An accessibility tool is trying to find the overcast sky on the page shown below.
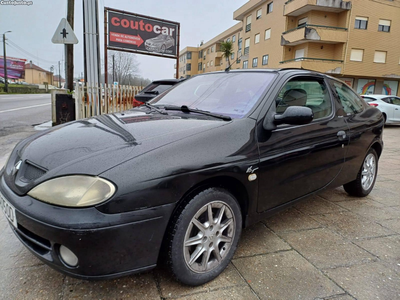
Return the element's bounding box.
[0,0,245,81]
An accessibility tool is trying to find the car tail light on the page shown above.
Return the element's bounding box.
[132,98,144,107]
[369,103,379,107]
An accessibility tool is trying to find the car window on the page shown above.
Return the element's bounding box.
[151,72,276,119]
[382,97,392,104]
[362,96,376,103]
[331,81,364,115]
[391,97,400,105]
[145,84,174,94]
[276,78,332,120]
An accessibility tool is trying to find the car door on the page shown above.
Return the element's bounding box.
[389,97,400,121]
[256,75,348,212]
[327,79,379,184]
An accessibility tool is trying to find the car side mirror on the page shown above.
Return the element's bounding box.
[274,106,314,125]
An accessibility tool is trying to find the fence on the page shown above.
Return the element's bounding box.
[74,83,142,119]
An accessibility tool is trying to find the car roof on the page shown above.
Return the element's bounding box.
[361,94,397,99]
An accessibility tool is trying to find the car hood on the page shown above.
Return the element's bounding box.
[4,110,229,195]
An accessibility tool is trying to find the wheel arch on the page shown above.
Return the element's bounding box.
[370,141,383,158]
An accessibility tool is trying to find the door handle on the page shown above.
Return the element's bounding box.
[337,131,347,140]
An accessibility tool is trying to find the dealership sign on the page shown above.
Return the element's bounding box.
[107,9,179,58]
[0,56,26,79]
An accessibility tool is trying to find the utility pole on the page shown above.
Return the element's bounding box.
[58,60,61,88]
[2,31,11,93]
[65,0,74,90]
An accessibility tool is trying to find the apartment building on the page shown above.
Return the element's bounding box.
[177,0,400,95]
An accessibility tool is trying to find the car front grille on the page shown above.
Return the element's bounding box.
[24,162,46,180]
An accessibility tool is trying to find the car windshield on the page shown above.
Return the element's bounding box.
[150,72,276,119]
[144,83,174,94]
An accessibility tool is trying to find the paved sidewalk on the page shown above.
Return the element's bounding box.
[0,127,399,300]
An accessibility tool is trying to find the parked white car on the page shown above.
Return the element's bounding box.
[361,94,400,124]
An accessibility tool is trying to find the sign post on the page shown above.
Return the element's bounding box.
[104,7,180,83]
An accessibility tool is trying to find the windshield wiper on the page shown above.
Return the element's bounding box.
[144,102,168,115]
[163,105,231,121]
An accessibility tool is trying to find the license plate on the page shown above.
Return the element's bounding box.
[0,191,17,228]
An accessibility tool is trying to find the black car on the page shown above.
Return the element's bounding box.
[0,69,383,286]
[134,78,184,106]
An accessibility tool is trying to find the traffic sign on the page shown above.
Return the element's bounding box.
[52,18,79,44]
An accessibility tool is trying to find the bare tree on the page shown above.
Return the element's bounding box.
[108,51,139,85]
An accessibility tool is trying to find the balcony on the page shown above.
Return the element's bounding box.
[280,57,343,74]
[284,0,351,16]
[281,24,347,46]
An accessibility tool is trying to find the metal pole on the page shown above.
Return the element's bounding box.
[176,24,180,79]
[104,8,108,85]
[112,54,115,83]
[58,61,61,88]
[3,32,11,93]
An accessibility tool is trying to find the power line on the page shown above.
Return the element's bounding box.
[6,39,59,64]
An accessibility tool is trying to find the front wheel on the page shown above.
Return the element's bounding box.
[344,148,378,197]
[167,188,242,286]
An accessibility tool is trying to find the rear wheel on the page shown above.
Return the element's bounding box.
[160,44,166,53]
[344,148,378,197]
[167,188,242,286]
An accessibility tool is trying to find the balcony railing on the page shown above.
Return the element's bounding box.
[280,57,343,64]
[284,0,351,16]
[244,47,250,55]
[245,24,251,32]
[283,23,347,35]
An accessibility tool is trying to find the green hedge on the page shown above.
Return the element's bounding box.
[0,84,49,94]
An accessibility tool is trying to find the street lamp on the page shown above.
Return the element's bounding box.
[2,31,11,93]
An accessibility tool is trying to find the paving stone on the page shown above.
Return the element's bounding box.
[317,187,359,202]
[311,211,395,240]
[294,195,346,215]
[234,222,291,258]
[262,207,322,233]
[175,286,258,300]
[335,199,400,221]
[324,262,400,300]
[0,265,64,300]
[368,187,400,207]
[233,250,343,299]
[280,228,375,269]
[156,264,246,299]
[355,235,400,274]
[378,218,400,234]
[63,272,160,300]
[0,226,25,271]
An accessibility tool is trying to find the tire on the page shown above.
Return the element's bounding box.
[160,44,166,53]
[167,188,242,286]
[383,113,387,124]
[343,148,378,197]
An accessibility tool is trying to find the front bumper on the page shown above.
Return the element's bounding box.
[0,176,175,280]
[145,44,160,52]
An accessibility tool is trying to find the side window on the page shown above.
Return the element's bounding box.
[332,81,364,115]
[391,97,400,105]
[381,97,391,104]
[276,78,332,120]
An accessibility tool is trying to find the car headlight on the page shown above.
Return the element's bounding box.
[27,175,116,207]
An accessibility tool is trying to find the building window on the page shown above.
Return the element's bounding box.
[267,2,273,14]
[207,62,209,67]
[243,60,248,69]
[378,19,391,32]
[198,63,202,71]
[207,49,210,54]
[252,57,258,67]
[227,38,230,43]
[211,60,214,66]
[211,46,215,52]
[237,50,241,60]
[187,52,192,59]
[350,49,364,62]
[232,35,236,42]
[244,38,250,55]
[255,33,260,44]
[186,63,191,71]
[374,51,387,63]
[246,15,252,32]
[231,53,235,60]
[265,28,271,40]
[262,54,269,65]
[256,9,262,19]
[355,17,368,30]
[238,38,242,50]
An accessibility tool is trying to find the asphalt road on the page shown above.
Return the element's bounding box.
[0,94,51,136]
[0,93,51,168]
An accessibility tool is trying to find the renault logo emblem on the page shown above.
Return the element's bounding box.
[12,160,22,176]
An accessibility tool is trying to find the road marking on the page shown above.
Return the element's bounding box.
[0,103,50,114]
